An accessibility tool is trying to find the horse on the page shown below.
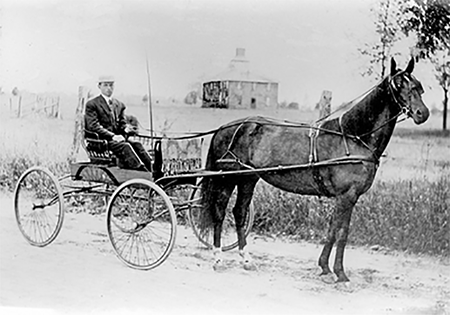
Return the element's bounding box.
[198,57,429,282]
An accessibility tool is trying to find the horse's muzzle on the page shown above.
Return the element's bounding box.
[411,107,430,125]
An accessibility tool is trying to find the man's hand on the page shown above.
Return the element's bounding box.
[112,135,125,142]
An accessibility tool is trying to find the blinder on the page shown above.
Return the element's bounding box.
[388,71,416,118]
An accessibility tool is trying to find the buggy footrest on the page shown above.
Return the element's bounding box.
[70,163,153,185]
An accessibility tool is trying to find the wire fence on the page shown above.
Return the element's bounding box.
[2,93,61,119]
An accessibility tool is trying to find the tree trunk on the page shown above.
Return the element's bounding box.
[443,87,448,131]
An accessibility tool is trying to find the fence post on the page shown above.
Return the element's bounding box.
[70,87,88,162]
[317,90,332,119]
[17,96,22,118]
[55,96,60,119]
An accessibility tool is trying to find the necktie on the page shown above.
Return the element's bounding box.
[108,99,115,122]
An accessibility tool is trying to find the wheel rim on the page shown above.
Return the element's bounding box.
[14,167,64,247]
[107,179,177,270]
[188,184,255,251]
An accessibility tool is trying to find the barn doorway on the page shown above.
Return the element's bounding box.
[251,98,256,109]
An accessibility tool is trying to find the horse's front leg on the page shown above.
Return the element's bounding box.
[333,195,357,282]
[318,190,358,282]
[318,214,338,276]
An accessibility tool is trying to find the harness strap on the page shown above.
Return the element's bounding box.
[308,126,316,164]
[308,122,331,196]
[339,115,351,156]
[312,166,332,197]
[218,118,252,162]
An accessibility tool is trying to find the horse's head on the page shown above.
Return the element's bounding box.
[389,58,430,124]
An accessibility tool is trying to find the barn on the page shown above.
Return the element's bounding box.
[202,48,278,109]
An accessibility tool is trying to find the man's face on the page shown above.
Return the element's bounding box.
[99,82,114,97]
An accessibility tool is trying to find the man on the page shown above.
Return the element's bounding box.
[85,75,153,172]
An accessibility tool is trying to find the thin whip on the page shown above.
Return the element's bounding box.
[145,53,154,149]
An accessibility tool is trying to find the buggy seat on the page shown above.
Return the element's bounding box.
[83,130,116,165]
[82,130,163,177]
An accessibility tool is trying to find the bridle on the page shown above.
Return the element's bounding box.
[388,70,416,119]
[321,70,420,163]
[355,71,415,139]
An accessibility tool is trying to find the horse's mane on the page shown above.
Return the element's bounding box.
[315,77,387,124]
[218,76,389,132]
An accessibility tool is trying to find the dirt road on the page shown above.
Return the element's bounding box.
[0,193,448,315]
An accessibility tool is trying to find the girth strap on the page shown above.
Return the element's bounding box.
[308,124,320,164]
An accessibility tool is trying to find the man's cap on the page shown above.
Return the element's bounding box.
[98,75,115,83]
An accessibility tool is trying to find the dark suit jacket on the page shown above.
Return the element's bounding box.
[85,95,127,140]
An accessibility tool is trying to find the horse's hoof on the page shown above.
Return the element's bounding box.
[319,273,336,284]
[319,266,332,276]
[243,261,257,271]
[336,274,350,283]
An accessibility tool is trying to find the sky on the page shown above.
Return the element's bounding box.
[0,0,443,107]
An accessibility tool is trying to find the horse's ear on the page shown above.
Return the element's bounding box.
[405,57,415,74]
[390,58,397,75]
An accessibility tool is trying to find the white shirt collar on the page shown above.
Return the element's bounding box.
[101,94,113,105]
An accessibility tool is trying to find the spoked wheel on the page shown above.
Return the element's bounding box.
[161,180,198,225]
[106,179,177,270]
[187,182,255,251]
[14,166,65,247]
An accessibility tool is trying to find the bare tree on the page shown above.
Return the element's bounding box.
[358,0,405,80]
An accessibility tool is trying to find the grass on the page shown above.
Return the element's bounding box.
[1,108,449,258]
[394,127,450,138]
[353,176,449,256]
[252,175,449,257]
[0,116,71,191]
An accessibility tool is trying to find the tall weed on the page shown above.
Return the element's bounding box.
[352,175,449,256]
[0,117,71,190]
[251,175,449,257]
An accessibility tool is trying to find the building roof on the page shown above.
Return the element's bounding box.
[203,48,277,84]
[206,68,276,83]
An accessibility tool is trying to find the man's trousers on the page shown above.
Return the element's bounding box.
[109,139,152,172]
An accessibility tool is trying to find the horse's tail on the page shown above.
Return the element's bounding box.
[198,137,218,232]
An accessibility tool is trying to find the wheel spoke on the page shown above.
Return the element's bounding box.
[107,179,176,270]
[188,184,255,251]
[14,167,64,247]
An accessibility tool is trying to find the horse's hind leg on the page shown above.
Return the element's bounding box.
[211,180,235,270]
[233,176,258,270]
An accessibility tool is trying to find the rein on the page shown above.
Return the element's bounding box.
[136,72,411,172]
[214,72,413,171]
[346,72,412,143]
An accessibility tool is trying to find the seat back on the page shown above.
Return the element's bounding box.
[83,130,115,165]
